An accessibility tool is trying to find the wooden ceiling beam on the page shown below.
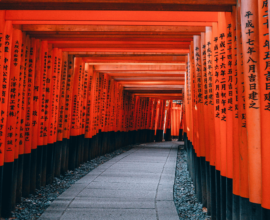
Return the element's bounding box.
[119,80,184,84]
[0,1,234,11]
[87,62,185,65]
[123,85,184,88]
[125,87,183,90]
[100,71,185,74]
[54,44,190,49]
[94,65,185,71]
[21,25,206,32]
[28,37,194,42]
[113,77,184,81]
[129,90,182,93]
[68,52,186,55]
[6,11,218,22]
[84,60,185,64]
[108,74,184,78]
[13,21,213,26]
[82,55,186,61]
[27,34,198,38]
[48,40,191,45]
[61,48,189,53]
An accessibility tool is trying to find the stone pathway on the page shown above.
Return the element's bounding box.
[40,142,180,220]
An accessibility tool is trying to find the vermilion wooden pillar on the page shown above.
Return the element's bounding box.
[259,0,270,217]
[194,35,207,207]
[36,40,48,189]
[240,0,262,218]
[201,31,211,214]
[237,0,250,218]
[4,28,22,215]
[231,6,240,220]
[17,33,28,203]
[57,52,68,173]
[206,25,216,218]
[224,11,234,220]
[212,21,222,220]
[217,12,228,220]
[23,37,36,196]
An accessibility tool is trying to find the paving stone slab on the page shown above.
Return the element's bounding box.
[69,198,155,209]
[60,208,157,220]
[87,181,158,190]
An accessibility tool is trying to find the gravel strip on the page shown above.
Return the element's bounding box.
[10,145,133,220]
[174,146,210,220]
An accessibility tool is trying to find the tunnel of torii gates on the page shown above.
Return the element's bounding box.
[1,0,270,219]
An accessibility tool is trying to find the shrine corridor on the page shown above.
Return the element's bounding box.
[1,0,270,220]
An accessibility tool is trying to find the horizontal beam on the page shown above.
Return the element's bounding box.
[28,34,199,38]
[113,77,184,81]
[110,73,183,76]
[88,62,185,65]
[68,52,186,55]
[94,65,185,71]
[13,21,213,26]
[1,2,235,11]
[48,40,191,45]
[85,61,185,65]
[54,44,190,50]
[6,11,218,22]
[61,48,190,53]
[82,55,186,62]
[21,25,206,32]
[101,71,185,74]
[124,85,184,91]
[123,85,184,88]
[119,80,184,84]
[129,90,182,93]
[35,37,193,42]
[107,74,184,78]
[133,93,182,96]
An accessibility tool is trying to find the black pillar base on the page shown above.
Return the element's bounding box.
[68,137,76,171]
[178,128,183,141]
[155,130,163,142]
[195,154,202,202]
[61,139,67,174]
[46,143,55,185]
[2,162,14,218]
[261,207,270,220]
[200,157,207,208]
[250,202,261,219]
[215,170,221,220]
[30,148,37,194]
[0,166,3,216]
[11,158,18,210]
[80,134,85,164]
[210,165,216,220]
[17,154,24,203]
[226,178,233,220]
[22,153,31,197]
[55,141,62,177]
[36,145,43,189]
[205,161,211,216]
[240,197,250,220]
[220,175,226,220]
[232,194,240,220]
[65,138,70,172]
[111,132,116,151]
[41,145,47,186]
[165,128,171,141]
